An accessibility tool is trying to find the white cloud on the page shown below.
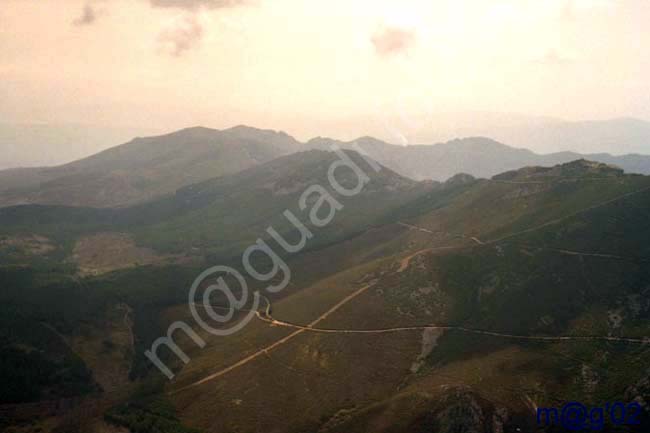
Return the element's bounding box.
[371,27,416,56]
[157,14,204,56]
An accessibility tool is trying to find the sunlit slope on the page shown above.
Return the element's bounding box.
[166,160,650,433]
[3,157,649,432]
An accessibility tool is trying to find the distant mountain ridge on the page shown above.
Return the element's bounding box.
[307,135,650,181]
[371,114,650,155]
[2,125,650,208]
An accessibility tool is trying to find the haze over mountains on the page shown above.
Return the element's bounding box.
[482,116,650,155]
[394,114,650,155]
[2,124,650,209]
[311,135,650,181]
[0,123,162,170]
[2,115,650,170]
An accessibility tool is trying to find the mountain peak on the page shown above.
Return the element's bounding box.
[152,125,296,143]
[170,126,219,135]
[445,173,476,186]
[550,159,624,176]
[145,126,221,143]
[442,136,530,152]
[352,136,390,146]
[224,124,293,138]
[493,159,625,181]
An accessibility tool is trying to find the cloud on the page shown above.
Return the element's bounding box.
[73,3,99,26]
[157,14,204,57]
[151,0,250,57]
[69,0,250,56]
[149,0,249,10]
[534,49,574,66]
[371,27,416,56]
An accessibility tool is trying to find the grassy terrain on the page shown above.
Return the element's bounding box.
[2,159,650,432]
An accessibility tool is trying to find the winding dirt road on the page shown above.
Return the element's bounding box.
[255,313,649,345]
[395,183,650,271]
[175,185,650,393]
[173,283,374,393]
[178,282,649,395]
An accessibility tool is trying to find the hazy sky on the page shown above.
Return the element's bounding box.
[1,0,649,141]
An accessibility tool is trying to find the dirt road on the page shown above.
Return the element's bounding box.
[172,283,374,394]
[257,310,650,343]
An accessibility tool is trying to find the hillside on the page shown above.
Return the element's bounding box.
[96,161,648,431]
[0,149,433,268]
[160,160,650,433]
[0,126,301,208]
[2,153,650,432]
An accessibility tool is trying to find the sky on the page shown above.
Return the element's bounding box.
[1,0,649,143]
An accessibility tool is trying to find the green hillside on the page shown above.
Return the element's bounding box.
[2,158,650,433]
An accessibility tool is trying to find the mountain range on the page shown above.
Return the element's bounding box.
[2,124,650,433]
[4,116,650,170]
[2,125,650,208]
[391,114,650,155]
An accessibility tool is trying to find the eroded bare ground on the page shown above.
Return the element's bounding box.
[70,232,197,276]
[0,234,55,256]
